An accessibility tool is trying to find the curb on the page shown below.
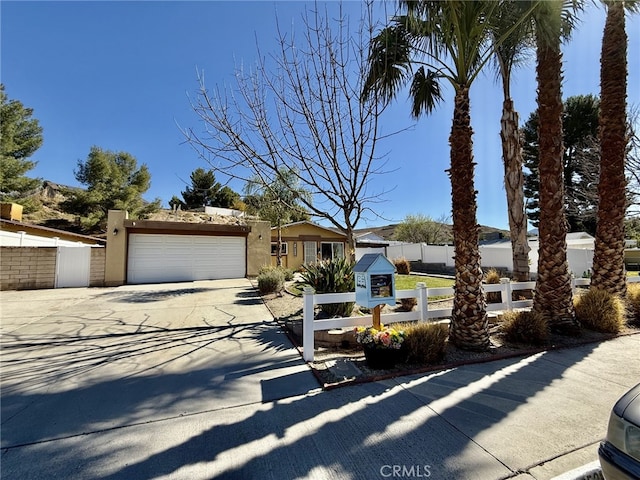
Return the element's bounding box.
[550,461,603,480]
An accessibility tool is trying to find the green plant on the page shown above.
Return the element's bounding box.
[354,324,406,350]
[399,322,448,364]
[257,268,285,295]
[484,268,502,303]
[574,288,625,333]
[500,310,549,345]
[393,257,411,275]
[299,258,354,317]
[626,283,640,326]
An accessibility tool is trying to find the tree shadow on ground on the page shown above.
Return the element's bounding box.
[3,338,612,479]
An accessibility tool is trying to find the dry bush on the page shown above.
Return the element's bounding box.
[484,268,502,303]
[626,283,640,326]
[399,322,448,365]
[501,310,548,345]
[394,257,411,275]
[257,268,285,294]
[399,297,418,311]
[574,288,625,333]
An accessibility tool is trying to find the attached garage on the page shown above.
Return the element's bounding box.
[121,218,253,285]
[127,234,246,284]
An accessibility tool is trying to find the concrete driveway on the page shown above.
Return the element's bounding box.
[2,279,640,479]
[0,279,320,447]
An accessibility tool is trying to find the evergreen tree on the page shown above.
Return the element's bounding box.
[62,146,161,232]
[523,94,600,234]
[180,168,239,209]
[0,84,43,202]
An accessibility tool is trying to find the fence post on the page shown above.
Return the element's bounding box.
[500,278,512,310]
[303,287,315,362]
[416,282,427,322]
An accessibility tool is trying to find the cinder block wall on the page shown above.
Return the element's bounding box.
[0,247,57,290]
[90,248,106,287]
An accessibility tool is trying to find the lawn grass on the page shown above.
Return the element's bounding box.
[395,274,454,290]
[395,274,454,300]
[289,274,454,297]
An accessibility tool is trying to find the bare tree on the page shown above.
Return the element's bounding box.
[183,2,394,260]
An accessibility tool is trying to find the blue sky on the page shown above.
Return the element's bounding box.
[2,1,639,230]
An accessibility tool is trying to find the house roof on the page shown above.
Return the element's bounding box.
[272,220,347,238]
[0,218,106,245]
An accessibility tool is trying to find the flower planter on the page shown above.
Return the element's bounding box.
[363,345,402,369]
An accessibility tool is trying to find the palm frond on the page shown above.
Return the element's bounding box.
[362,25,413,103]
[410,66,442,118]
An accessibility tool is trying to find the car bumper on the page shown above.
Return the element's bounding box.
[599,441,640,480]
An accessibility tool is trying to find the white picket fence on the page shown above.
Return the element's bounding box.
[302,276,640,361]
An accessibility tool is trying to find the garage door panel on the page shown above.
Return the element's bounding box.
[128,234,245,284]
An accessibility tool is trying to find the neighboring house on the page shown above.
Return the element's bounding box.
[354,231,389,259]
[1,205,271,290]
[1,218,105,247]
[270,221,347,270]
[1,207,106,290]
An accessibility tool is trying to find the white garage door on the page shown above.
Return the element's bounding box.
[128,234,245,284]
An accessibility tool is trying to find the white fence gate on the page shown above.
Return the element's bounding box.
[55,246,91,288]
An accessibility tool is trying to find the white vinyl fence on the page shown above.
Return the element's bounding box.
[0,230,101,247]
[385,243,594,277]
[302,276,640,361]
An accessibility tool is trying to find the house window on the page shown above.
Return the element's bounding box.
[271,242,288,255]
[321,242,344,261]
[304,241,317,264]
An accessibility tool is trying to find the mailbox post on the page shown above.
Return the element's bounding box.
[354,254,396,329]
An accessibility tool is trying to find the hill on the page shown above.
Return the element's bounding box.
[355,223,510,242]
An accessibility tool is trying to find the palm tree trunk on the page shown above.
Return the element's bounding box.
[448,86,489,351]
[532,22,577,333]
[591,0,628,298]
[501,99,531,282]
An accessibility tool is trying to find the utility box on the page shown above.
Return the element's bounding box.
[354,253,396,308]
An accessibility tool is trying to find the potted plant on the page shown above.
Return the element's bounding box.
[354,324,406,369]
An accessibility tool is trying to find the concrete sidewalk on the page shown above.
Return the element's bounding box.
[2,280,639,479]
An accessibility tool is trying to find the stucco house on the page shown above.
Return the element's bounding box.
[270,221,347,270]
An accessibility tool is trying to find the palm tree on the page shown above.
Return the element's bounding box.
[363,1,518,351]
[531,0,580,333]
[245,167,310,267]
[591,0,638,297]
[490,2,534,282]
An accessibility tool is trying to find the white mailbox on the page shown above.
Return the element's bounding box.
[354,253,396,308]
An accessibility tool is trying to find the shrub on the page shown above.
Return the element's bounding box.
[257,268,285,295]
[627,283,640,326]
[399,297,417,311]
[501,310,548,345]
[299,258,355,317]
[574,288,625,333]
[258,264,294,281]
[399,322,448,364]
[394,257,411,275]
[484,268,502,303]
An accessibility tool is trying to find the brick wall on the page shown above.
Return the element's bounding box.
[0,247,57,290]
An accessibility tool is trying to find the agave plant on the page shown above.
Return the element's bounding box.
[299,258,355,317]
